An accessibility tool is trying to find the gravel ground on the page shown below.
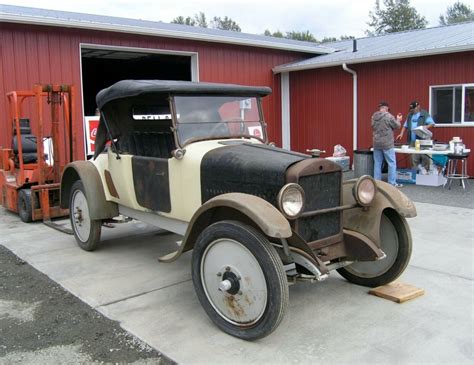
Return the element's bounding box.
[0,245,174,365]
[398,182,473,209]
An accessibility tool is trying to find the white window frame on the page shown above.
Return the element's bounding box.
[429,83,474,127]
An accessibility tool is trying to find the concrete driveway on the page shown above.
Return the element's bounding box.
[0,202,472,364]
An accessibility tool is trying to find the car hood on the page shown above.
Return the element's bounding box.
[200,142,309,204]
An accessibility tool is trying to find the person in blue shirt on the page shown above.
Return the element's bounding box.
[396,101,435,171]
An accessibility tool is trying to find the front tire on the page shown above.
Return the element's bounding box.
[69,180,101,251]
[192,221,288,340]
[337,210,412,287]
[18,189,33,223]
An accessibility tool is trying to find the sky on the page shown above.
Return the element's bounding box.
[1,0,458,39]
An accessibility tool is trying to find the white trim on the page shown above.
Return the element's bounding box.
[273,44,474,73]
[191,54,199,82]
[430,83,473,88]
[430,82,474,88]
[281,72,291,150]
[342,64,358,151]
[2,14,331,54]
[80,43,199,58]
[79,43,87,159]
[434,124,474,128]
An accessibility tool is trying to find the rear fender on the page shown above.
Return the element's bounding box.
[159,193,292,262]
[342,179,416,247]
[60,161,118,220]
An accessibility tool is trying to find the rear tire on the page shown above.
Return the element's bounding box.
[69,180,101,251]
[18,189,33,223]
[337,210,412,287]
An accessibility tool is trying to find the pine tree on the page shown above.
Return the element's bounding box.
[211,16,241,32]
[439,2,474,25]
[285,30,317,43]
[366,0,427,35]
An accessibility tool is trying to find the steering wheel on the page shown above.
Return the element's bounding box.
[208,121,230,136]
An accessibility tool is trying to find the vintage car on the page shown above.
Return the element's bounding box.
[60,80,416,340]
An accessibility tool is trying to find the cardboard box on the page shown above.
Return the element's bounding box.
[416,174,447,186]
[396,168,416,184]
[326,156,350,171]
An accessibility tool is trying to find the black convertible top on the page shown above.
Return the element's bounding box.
[96,80,272,108]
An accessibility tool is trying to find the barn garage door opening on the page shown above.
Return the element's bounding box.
[80,46,195,156]
[81,47,193,115]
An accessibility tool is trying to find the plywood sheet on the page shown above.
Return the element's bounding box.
[369,282,425,303]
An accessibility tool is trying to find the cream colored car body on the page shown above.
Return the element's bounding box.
[94,139,263,222]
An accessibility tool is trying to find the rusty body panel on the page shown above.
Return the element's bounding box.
[157,153,415,274]
[60,160,119,220]
[159,192,292,263]
[342,179,416,248]
[104,170,119,198]
[286,158,344,246]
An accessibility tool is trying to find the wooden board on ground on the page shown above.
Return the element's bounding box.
[369,282,425,303]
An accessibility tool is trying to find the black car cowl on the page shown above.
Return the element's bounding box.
[200,142,308,205]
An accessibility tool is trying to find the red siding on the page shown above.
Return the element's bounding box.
[290,51,474,175]
[290,67,353,156]
[0,23,308,159]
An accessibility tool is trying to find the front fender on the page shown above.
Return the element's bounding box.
[342,179,416,247]
[159,193,291,262]
[60,161,118,220]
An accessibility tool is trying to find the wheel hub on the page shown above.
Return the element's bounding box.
[200,238,268,326]
[218,271,241,295]
[74,207,83,225]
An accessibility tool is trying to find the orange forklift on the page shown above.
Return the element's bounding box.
[0,84,75,231]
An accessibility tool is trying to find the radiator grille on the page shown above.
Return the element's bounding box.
[296,172,342,242]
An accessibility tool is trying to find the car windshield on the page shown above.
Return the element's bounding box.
[174,95,265,145]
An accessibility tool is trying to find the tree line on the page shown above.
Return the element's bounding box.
[171,1,473,43]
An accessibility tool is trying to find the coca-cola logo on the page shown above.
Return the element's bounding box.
[90,127,97,138]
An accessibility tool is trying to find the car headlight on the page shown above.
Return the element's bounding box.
[277,183,305,219]
[353,175,377,206]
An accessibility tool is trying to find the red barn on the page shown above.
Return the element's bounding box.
[1,5,473,175]
[0,4,329,158]
[273,23,474,174]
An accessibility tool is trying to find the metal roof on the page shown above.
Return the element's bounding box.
[0,4,334,55]
[96,80,272,108]
[273,22,474,73]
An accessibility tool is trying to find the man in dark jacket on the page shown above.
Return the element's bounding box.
[372,101,402,187]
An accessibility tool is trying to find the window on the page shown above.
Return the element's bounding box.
[430,84,474,125]
[174,96,265,145]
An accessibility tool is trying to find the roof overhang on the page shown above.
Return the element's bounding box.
[0,12,333,55]
[273,44,474,73]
